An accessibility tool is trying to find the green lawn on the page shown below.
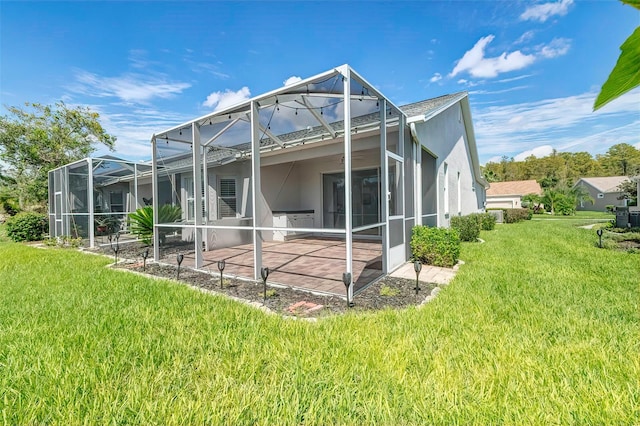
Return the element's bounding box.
[1,219,638,424]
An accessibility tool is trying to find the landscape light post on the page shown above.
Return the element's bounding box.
[217,260,226,289]
[142,249,149,271]
[414,261,422,295]
[597,229,603,248]
[109,232,120,265]
[176,253,184,280]
[261,267,270,303]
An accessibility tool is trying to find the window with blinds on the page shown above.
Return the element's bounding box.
[218,178,237,219]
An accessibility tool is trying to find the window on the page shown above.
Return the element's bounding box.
[457,172,461,214]
[443,162,449,215]
[218,178,237,219]
[109,191,123,212]
[183,177,195,221]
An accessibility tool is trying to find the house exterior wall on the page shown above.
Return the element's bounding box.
[575,182,625,211]
[412,102,484,227]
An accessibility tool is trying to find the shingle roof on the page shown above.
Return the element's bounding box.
[575,176,629,193]
[487,180,542,197]
[399,92,466,118]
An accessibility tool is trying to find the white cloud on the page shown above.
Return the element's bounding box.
[473,88,640,162]
[537,37,571,58]
[202,87,251,111]
[520,0,573,23]
[450,35,570,79]
[515,30,536,45]
[450,35,535,79]
[283,76,302,86]
[513,145,555,161]
[430,73,442,83]
[70,70,191,104]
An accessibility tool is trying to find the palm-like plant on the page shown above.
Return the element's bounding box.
[128,205,182,245]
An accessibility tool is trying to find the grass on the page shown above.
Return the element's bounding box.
[0,219,638,424]
[532,210,615,220]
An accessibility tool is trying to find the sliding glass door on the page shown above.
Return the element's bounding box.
[322,168,380,231]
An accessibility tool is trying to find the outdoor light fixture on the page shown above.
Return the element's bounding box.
[414,260,422,295]
[142,249,149,271]
[261,267,270,303]
[597,229,604,248]
[342,272,354,308]
[176,253,184,280]
[217,260,226,289]
[109,232,120,265]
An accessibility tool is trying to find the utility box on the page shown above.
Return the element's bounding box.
[616,206,629,228]
[629,211,640,228]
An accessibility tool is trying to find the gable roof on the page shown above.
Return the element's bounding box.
[575,176,629,193]
[487,180,542,197]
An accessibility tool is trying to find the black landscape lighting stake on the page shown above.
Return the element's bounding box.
[217,260,226,289]
[176,253,184,280]
[342,272,354,308]
[142,249,149,271]
[597,229,603,248]
[261,267,270,303]
[109,232,120,265]
[414,260,422,295]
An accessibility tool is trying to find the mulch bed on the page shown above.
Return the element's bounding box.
[93,242,440,318]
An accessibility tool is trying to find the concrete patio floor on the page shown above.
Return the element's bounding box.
[171,237,384,296]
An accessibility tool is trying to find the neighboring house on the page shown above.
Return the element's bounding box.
[574,176,629,211]
[485,180,542,209]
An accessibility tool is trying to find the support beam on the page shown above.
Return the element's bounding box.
[87,158,95,248]
[203,118,241,146]
[192,123,204,269]
[298,97,337,139]
[380,99,388,274]
[250,101,262,280]
[258,123,285,147]
[151,136,160,261]
[343,69,354,302]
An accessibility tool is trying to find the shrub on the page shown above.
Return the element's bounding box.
[606,205,615,213]
[504,208,531,223]
[473,212,496,231]
[450,215,480,242]
[128,205,182,245]
[410,225,460,268]
[6,212,47,242]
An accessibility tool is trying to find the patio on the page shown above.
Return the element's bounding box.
[171,237,383,296]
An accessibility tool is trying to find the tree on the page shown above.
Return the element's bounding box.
[0,102,116,209]
[596,143,640,176]
[594,0,640,110]
[618,177,639,206]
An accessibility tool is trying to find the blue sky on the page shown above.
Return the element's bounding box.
[1,0,638,164]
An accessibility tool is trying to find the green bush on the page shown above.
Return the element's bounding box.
[473,212,496,231]
[450,215,481,242]
[6,212,47,242]
[410,225,460,268]
[504,208,531,223]
[128,205,182,245]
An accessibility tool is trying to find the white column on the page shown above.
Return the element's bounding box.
[151,137,160,260]
[250,101,262,280]
[202,146,210,250]
[133,163,139,209]
[87,158,95,248]
[380,99,388,274]
[343,69,353,301]
[415,139,422,225]
[192,123,204,269]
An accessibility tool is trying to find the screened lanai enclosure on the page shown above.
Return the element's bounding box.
[48,156,151,247]
[151,65,420,298]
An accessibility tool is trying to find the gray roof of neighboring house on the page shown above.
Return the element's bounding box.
[575,176,630,193]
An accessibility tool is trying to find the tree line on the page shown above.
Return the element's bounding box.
[482,144,640,185]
